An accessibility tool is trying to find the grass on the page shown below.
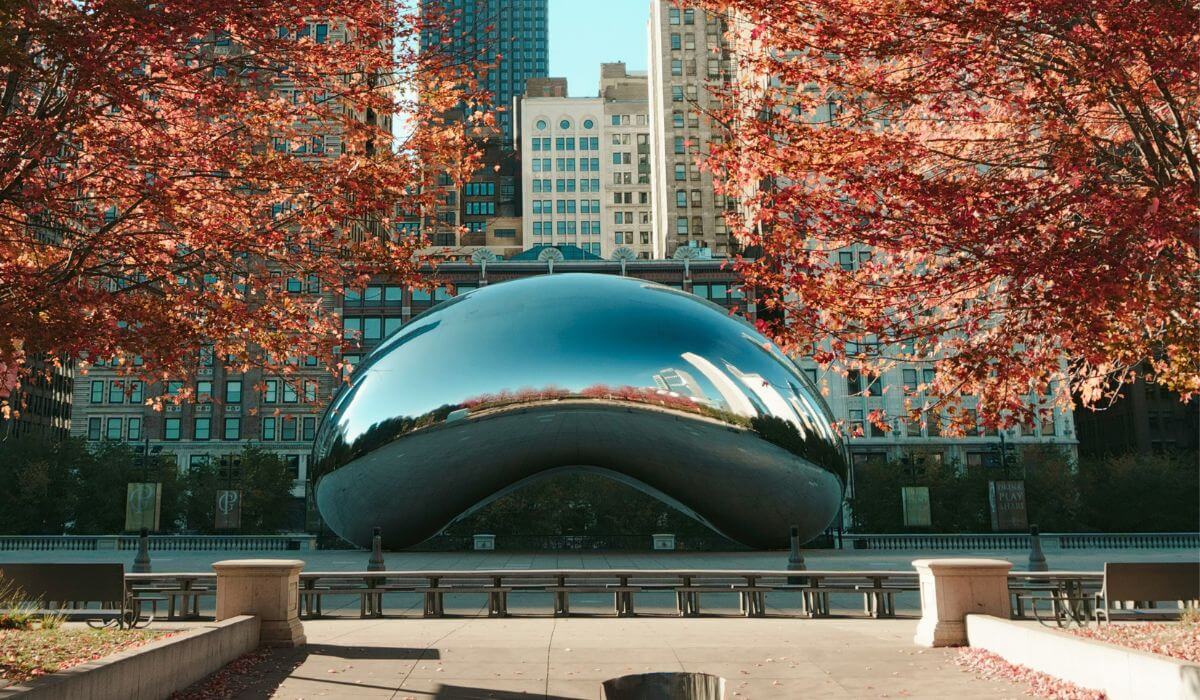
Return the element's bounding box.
[0,627,169,684]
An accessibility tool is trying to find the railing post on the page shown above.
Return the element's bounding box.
[213,559,306,647]
[1028,525,1048,572]
[787,525,806,584]
[913,558,1012,647]
[132,528,152,573]
[367,527,386,571]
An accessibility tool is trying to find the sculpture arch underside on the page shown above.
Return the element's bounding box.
[315,402,843,550]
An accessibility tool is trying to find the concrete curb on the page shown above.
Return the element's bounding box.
[965,614,1200,700]
[0,615,261,700]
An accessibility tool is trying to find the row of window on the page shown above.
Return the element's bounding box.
[529,179,604,193]
[88,415,318,442]
[465,202,495,216]
[343,286,451,305]
[530,221,603,235]
[530,158,602,173]
[533,118,596,131]
[847,409,1057,439]
[90,380,144,404]
[529,200,603,214]
[529,137,602,152]
[462,182,495,197]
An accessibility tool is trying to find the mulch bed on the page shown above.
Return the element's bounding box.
[956,647,1105,700]
[0,627,168,684]
[170,646,306,699]
[1070,620,1200,663]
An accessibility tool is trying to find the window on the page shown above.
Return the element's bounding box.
[674,164,686,181]
[670,33,681,50]
[847,370,863,395]
[105,417,122,441]
[583,119,594,129]
[127,417,142,441]
[559,119,570,129]
[281,416,297,441]
[683,8,695,24]
[669,7,680,24]
[108,380,124,403]
[536,119,547,130]
[285,455,301,479]
[302,416,317,441]
[671,59,682,76]
[129,381,143,404]
[196,380,212,401]
[166,380,183,396]
[263,379,279,403]
[90,380,104,403]
[283,382,298,403]
[262,417,276,441]
[223,417,241,440]
[304,380,318,402]
[671,86,684,102]
[164,418,181,440]
[225,380,242,403]
[87,417,101,440]
[194,417,211,440]
[676,217,689,234]
[674,136,685,154]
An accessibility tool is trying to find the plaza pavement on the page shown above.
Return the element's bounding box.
[214,617,1030,699]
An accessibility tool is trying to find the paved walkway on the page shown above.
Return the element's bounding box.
[218,618,1029,699]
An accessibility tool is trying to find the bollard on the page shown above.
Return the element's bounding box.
[213,559,306,647]
[367,527,386,571]
[786,525,807,585]
[132,528,152,573]
[1028,524,1048,572]
[913,558,1012,647]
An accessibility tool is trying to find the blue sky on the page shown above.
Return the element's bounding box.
[549,0,649,96]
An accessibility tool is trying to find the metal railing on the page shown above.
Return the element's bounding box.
[843,532,1200,551]
[124,568,1111,622]
[0,534,317,552]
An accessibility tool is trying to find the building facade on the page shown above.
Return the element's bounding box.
[519,91,607,257]
[1074,373,1199,456]
[0,357,73,441]
[647,0,735,258]
[420,0,548,144]
[518,69,656,260]
[600,63,658,259]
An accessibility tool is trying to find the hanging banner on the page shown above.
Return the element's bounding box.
[989,480,1028,532]
[901,486,932,528]
[215,489,242,530]
[125,482,162,531]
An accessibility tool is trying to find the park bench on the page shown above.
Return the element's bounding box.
[1019,562,1199,626]
[0,563,160,628]
[1095,562,1200,623]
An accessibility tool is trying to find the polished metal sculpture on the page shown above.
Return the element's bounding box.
[313,273,846,549]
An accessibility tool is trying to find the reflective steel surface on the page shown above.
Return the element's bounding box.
[314,273,846,549]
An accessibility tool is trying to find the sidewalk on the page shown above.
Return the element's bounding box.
[208,617,1029,699]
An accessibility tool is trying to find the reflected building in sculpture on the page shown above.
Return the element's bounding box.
[313,274,846,549]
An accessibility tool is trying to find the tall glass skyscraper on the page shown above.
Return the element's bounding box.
[420,0,549,144]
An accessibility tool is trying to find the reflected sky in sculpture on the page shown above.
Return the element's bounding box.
[314,274,847,549]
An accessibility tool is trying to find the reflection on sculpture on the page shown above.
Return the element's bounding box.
[313,274,847,549]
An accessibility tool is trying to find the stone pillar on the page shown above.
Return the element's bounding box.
[913,558,1012,647]
[213,559,306,647]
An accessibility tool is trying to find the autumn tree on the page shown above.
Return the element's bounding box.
[0,0,486,412]
[695,0,1198,429]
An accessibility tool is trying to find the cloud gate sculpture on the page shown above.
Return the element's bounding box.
[313,273,846,549]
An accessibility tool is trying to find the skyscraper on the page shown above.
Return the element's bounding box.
[420,0,549,144]
[648,0,734,258]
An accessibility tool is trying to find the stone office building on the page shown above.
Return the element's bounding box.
[647,0,736,258]
[518,68,656,260]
